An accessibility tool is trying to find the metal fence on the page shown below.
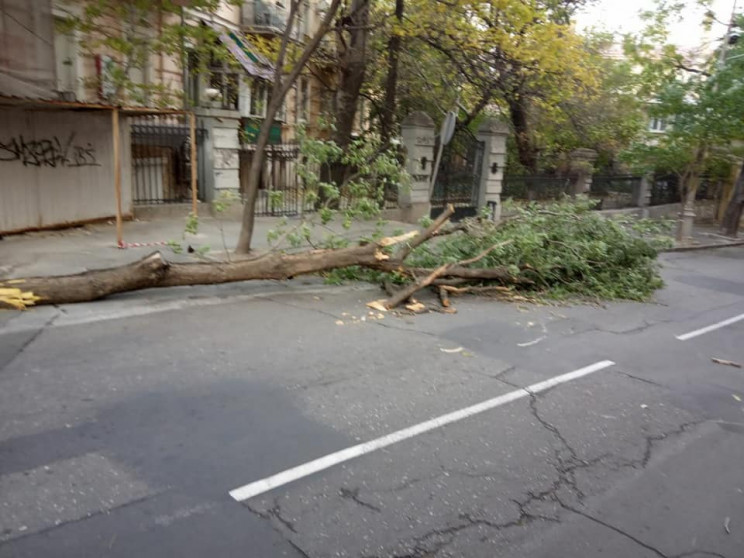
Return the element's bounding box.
[650,174,681,206]
[590,174,641,209]
[502,175,571,201]
[241,144,402,215]
[130,115,207,204]
[240,144,312,216]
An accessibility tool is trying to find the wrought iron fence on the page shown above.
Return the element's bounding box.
[501,175,570,201]
[430,131,485,219]
[695,176,722,201]
[650,174,681,206]
[590,174,641,209]
[130,114,207,204]
[240,144,312,216]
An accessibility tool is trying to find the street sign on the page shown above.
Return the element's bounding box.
[440,111,457,146]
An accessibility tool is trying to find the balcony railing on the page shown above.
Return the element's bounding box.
[242,1,292,35]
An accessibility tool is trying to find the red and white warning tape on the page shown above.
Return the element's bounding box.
[117,240,170,249]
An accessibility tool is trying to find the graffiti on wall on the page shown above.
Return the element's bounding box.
[0,132,100,168]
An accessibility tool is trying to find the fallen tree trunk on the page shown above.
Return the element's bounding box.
[3,242,390,306]
[1,206,532,310]
[4,252,170,305]
[2,207,457,308]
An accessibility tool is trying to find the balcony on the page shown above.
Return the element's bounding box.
[242,0,298,37]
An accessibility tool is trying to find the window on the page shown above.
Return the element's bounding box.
[186,47,240,110]
[54,17,77,95]
[249,79,268,117]
[186,50,201,107]
[320,86,335,118]
[208,47,240,110]
[649,117,667,133]
[299,77,310,122]
[300,1,310,37]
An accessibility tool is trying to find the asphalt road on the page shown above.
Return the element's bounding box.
[0,246,742,557]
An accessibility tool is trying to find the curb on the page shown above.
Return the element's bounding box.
[662,239,744,252]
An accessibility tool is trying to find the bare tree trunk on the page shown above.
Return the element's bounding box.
[379,0,404,146]
[508,97,538,174]
[721,159,744,237]
[236,0,344,254]
[333,0,371,150]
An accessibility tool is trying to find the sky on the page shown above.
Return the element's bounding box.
[574,0,739,51]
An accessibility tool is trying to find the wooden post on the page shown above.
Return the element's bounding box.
[112,108,123,247]
[190,111,198,216]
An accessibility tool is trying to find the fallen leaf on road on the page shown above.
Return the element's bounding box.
[724,516,731,535]
[462,351,474,358]
[711,358,742,368]
[733,394,742,402]
[335,320,344,326]
[640,404,649,409]
[440,347,464,354]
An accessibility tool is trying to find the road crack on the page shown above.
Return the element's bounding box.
[339,487,382,513]
[560,502,668,557]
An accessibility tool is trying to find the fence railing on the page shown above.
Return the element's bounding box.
[590,174,641,209]
[240,144,315,216]
[240,144,402,215]
[502,175,570,201]
[130,114,207,204]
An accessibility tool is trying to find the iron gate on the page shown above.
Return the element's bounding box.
[430,129,485,218]
[130,114,207,204]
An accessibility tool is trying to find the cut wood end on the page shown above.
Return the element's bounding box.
[379,230,418,247]
[405,302,427,313]
[366,300,388,312]
[374,250,390,261]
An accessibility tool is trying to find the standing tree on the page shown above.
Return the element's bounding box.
[387,0,599,170]
[622,1,744,239]
[235,0,344,253]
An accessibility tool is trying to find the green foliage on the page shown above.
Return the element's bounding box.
[620,2,744,186]
[212,190,239,214]
[184,212,199,236]
[166,239,183,254]
[57,0,242,106]
[264,124,409,252]
[404,200,666,301]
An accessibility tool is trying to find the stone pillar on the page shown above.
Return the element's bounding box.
[568,148,598,196]
[632,174,652,208]
[195,108,242,202]
[399,111,435,223]
[476,118,509,221]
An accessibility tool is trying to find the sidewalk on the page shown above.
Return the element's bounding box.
[0,212,414,279]
[668,223,744,251]
[2,212,742,279]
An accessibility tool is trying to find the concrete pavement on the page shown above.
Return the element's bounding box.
[0,211,412,278]
[0,246,742,557]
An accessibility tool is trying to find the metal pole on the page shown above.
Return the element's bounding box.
[428,138,445,199]
[112,108,124,247]
[190,111,198,216]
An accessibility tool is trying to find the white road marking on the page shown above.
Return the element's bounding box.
[676,313,744,341]
[229,360,616,502]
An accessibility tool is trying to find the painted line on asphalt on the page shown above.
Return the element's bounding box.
[228,360,616,502]
[676,313,744,341]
